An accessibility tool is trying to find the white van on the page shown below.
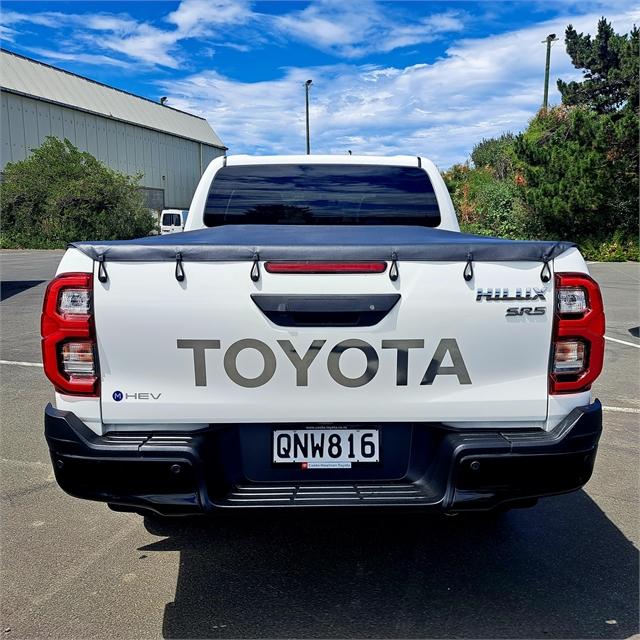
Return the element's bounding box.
[160,209,189,234]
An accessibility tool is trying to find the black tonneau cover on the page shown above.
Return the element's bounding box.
[71,225,574,263]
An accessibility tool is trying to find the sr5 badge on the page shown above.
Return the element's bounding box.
[505,306,546,316]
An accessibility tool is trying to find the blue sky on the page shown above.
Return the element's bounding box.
[1,1,638,166]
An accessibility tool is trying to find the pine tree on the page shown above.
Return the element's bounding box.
[557,18,639,114]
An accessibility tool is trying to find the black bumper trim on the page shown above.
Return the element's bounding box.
[44,401,602,515]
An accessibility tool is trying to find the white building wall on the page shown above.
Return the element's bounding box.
[1,91,225,208]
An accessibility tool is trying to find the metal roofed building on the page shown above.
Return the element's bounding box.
[0,49,226,210]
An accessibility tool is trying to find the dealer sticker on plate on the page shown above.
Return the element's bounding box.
[273,428,379,468]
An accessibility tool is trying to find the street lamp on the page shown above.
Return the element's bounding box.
[305,79,313,155]
[542,34,559,111]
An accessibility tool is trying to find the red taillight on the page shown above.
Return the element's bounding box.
[265,261,387,274]
[41,273,98,396]
[550,273,605,394]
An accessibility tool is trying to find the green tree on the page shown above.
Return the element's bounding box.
[515,19,639,243]
[515,106,632,238]
[1,137,154,248]
[470,133,516,180]
[558,18,639,114]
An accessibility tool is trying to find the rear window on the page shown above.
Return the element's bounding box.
[203,164,440,227]
[162,213,181,226]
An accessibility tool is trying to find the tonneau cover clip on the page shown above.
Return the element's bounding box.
[250,252,261,282]
[540,253,552,283]
[97,255,108,283]
[463,252,474,282]
[175,252,185,282]
[389,252,399,281]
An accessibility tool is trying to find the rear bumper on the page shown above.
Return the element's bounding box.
[44,401,602,515]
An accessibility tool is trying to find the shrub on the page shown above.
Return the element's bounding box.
[443,165,534,239]
[470,133,516,180]
[514,105,638,241]
[579,231,640,262]
[1,137,154,248]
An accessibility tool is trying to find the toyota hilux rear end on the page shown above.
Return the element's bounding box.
[42,155,605,515]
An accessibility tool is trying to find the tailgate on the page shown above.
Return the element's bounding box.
[95,260,553,425]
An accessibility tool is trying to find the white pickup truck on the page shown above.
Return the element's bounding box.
[42,155,605,515]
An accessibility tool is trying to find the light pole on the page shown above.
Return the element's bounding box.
[305,79,313,154]
[542,33,558,111]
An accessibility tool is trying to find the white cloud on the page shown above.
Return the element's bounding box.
[27,48,133,69]
[95,0,253,68]
[379,13,465,53]
[2,9,170,65]
[2,10,137,32]
[1,10,66,29]
[213,42,251,52]
[99,24,179,67]
[0,24,18,43]
[4,0,634,74]
[167,0,252,33]
[83,15,140,33]
[3,0,255,69]
[275,2,375,55]
[163,8,639,167]
[274,0,465,58]
[5,0,466,66]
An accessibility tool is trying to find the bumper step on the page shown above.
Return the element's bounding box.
[224,482,435,506]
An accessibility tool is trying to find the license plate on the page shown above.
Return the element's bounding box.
[273,428,380,467]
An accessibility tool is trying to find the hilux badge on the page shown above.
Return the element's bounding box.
[476,287,547,302]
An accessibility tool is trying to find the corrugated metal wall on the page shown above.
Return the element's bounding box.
[1,91,224,208]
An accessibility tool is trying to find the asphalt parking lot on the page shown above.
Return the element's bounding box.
[1,250,638,639]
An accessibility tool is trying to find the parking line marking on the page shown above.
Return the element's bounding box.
[604,336,640,349]
[0,457,51,469]
[603,406,640,414]
[0,359,43,367]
